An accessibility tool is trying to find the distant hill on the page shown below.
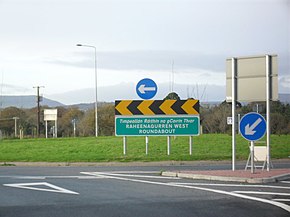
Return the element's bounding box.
[1,93,289,109]
[67,103,94,110]
[0,95,64,109]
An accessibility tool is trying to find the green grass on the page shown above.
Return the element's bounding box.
[0,134,289,162]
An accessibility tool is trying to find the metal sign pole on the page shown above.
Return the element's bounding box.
[145,136,149,155]
[167,136,171,155]
[123,136,127,155]
[45,120,48,139]
[55,120,58,138]
[250,141,255,174]
[73,120,76,137]
[266,55,271,171]
[189,136,193,155]
[231,58,237,171]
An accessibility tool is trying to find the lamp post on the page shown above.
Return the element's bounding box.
[76,44,98,137]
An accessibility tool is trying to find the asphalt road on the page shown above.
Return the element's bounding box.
[1,163,290,217]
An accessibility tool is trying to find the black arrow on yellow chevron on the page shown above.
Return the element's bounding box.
[115,100,133,115]
[137,100,155,115]
[115,99,199,115]
[159,100,177,115]
[181,99,199,115]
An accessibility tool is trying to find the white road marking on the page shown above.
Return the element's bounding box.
[81,171,290,213]
[168,182,290,190]
[43,175,104,179]
[273,199,290,202]
[14,176,46,180]
[3,182,79,195]
[99,171,159,174]
[0,175,104,180]
[233,191,290,196]
[100,173,180,179]
[281,181,290,184]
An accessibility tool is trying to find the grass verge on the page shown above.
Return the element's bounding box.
[0,134,289,162]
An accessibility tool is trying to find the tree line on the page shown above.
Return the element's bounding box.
[201,100,290,134]
[0,98,289,138]
[0,103,115,138]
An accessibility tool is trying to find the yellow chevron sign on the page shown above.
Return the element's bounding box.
[115,99,199,115]
[137,100,155,115]
[115,100,133,115]
[159,100,177,115]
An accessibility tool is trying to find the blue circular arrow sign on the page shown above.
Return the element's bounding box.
[239,112,266,141]
[136,78,157,99]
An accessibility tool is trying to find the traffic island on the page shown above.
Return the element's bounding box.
[162,169,290,183]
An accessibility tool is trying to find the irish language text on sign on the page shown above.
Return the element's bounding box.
[115,116,200,136]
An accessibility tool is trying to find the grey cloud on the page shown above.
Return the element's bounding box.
[0,83,31,94]
[47,50,227,73]
[46,50,289,77]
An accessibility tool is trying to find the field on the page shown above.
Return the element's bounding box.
[0,134,289,163]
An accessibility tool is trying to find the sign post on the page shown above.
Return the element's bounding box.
[266,55,271,171]
[240,112,267,173]
[167,136,171,155]
[123,136,127,155]
[250,141,255,174]
[231,57,237,171]
[189,136,193,155]
[226,54,278,171]
[145,136,149,155]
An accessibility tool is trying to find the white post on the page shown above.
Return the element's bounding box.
[145,136,149,155]
[14,118,17,137]
[55,120,58,138]
[45,120,48,139]
[231,58,237,171]
[266,55,271,171]
[237,114,241,134]
[167,136,171,155]
[73,120,76,137]
[123,136,127,155]
[250,141,255,174]
[189,136,193,155]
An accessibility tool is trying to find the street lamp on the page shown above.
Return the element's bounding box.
[76,44,98,137]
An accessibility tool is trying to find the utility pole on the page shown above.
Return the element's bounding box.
[33,86,44,137]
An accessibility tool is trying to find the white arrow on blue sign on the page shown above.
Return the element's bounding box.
[136,78,157,99]
[239,112,266,141]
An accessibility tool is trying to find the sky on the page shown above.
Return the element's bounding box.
[0,0,289,104]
